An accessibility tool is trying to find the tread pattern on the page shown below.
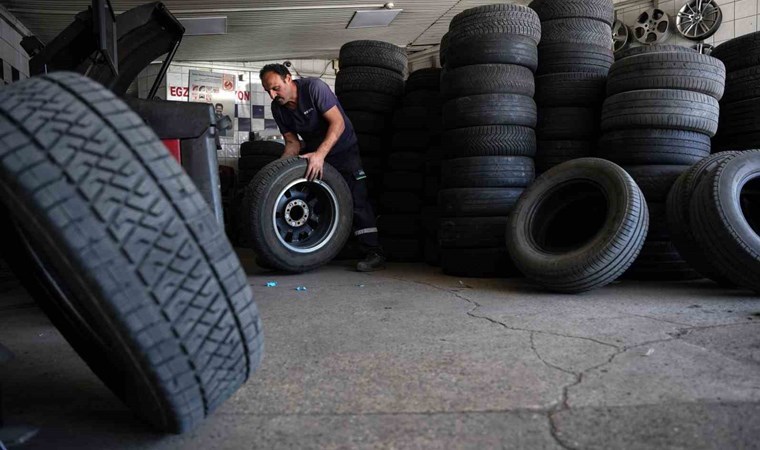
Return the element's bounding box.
[724,65,760,104]
[450,6,542,44]
[447,34,538,71]
[535,72,607,107]
[442,93,537,129]
[540,18,612,46]
[339,40,407,75]
[336,66,405,97]
[601,89,720,136]
[537,43,614,75]
[624,165,690,202]
[443,125,536,158]
[615,44,696,60]
[607,52,726,99]
[711,31,760,72]
[0,72,262,433]
[529,0,614,25]
[441,156,535,188]
[438,188,524,217]
[406,68,442,93]
[441,64,535,99]
[598,129,711,165]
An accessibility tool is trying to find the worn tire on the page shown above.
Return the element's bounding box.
[443,125,536,159]
[711,31,760,73]
[540,18,612,46]
[615,44,696,60]
[446,34,539,71]
[0,72,262,433]
[537,107,599,140]
[339,40,407,75]
[598,129,711,165]
[536,140,594,172]
[717,98,760,139]
[529,0,614,25]
[347,110,387,134]
[690,150,760,292]
[393,106,429,130]
[723,65,760,104]
[506,158,649,293]
[442,93,537,130]
[406,68,442,93]
[449,5,542,44]
[537,44,613,75]
[338,91,398,114]
[441,157,535,188]
[601,90,720,137]
[667,152,741,284]
[439,217,509,248]
[439,188,524,217]
[607,52,726,100]
[336,66,405,97]
[441,64,535,100]
[534,72,607,107]
[247,158,353,272]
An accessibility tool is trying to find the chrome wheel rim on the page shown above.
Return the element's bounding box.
[272,178,339,253]
[613,20,630,52]
[634,8,672,44]
[677,0,722,41]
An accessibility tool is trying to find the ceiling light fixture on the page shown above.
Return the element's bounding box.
[177,16,227,36]
[347,5,403,28]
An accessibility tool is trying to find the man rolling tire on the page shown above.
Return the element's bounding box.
[260,64,385,271]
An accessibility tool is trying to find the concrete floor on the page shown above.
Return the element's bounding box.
[2,250,760,449]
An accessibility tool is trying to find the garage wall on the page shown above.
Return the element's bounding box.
[134,59,337,168]
[0,12,29,85]
[616,0,760,47]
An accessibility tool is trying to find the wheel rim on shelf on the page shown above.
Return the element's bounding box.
[677,0,722,41]
[613,19,630,53]
[633,8,672,44]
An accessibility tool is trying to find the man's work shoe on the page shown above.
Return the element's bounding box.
[357,252,386,272]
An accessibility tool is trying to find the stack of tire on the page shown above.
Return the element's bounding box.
[337,40,408,203]
[530,0,614,172]
[234,140,283,246]
[711,31,760,152]
[438,4,540,278]
[667,151,760,293]
[379,68,443,262]
[598,46,726,280]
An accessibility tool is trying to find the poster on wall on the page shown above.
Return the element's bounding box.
[188,69,237,137]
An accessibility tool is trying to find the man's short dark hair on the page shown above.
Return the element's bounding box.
[215,103,223,109]
[260,64,291,80]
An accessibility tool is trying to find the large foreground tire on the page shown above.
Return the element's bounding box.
[690,150,760,292]
[507,158,649,293]
[0,72,263,433]
[247,158,353,272]
[601,90,720,137]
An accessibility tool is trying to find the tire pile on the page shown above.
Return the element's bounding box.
[379,68,443,262]
[233,139,284,246]
[337,40,408,204]
[598,46,725,280]
[712,31,760,152]
[530,0,614,172]
[438,4,539,278]
[667,151,760,293]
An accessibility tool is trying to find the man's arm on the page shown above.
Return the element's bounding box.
[281,132,301,159]
[301,106,344,181]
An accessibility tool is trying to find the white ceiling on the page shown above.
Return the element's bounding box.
[2,0,636,62]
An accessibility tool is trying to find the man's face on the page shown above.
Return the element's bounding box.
[215,105,223,115]
[262,72,293,106]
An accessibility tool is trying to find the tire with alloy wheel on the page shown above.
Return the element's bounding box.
[247,158,353,273]
[0,72,263,433]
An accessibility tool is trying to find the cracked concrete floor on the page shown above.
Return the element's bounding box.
[2,251,760,449]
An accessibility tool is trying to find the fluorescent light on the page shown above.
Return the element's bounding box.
[347,9,402,28]
[177,16,227,36]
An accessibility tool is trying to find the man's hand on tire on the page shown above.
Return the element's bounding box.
[300,152,326,181]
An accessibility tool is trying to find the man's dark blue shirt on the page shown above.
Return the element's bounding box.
[270,78,358,158]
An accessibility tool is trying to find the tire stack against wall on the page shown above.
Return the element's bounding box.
[598,46,725,280]
[337,40,408,204]
[530,0,614,172]
[711,31,760,152]
[438,4,540,277]
[379,68,443,262]
[233,139,284,246]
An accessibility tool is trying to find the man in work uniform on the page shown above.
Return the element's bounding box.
[259,63,385,272]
